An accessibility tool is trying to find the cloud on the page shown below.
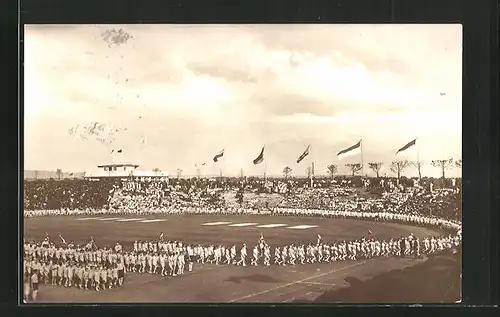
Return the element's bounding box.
[186,62,258,84]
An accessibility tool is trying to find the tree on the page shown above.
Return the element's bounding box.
[283,166,292,179]
[368,162,383,178]
[455,159,462,168]
[431,159,454,179]
[176,168,183,179]
[390,160,410,180]
[410,161,424,181]
[56,169,62,180]
[345,163,362,177]
[326,164,338,179]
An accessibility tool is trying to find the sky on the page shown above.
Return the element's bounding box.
[24,24,462,177]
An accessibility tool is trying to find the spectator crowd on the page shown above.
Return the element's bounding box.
[24,177,461,223]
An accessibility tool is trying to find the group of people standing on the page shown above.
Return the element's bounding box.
[23,228,462,302]
[23,237,126,302]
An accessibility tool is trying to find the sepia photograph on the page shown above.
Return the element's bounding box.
[23,24,462,304]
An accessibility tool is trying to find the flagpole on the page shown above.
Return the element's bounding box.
[309,145,314,188]
[416,138,421,181]
[264,150,267,182]
[416,138,420,163]
[360,139,364,177]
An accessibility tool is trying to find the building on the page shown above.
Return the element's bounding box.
[84,162,169,181]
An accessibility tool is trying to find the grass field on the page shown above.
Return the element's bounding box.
[23,214,456,303]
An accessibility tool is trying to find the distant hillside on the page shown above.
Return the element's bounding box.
[24,170,85,180]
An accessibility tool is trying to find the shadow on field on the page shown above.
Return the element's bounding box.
[298,248,461,303]
[224,274,284,284]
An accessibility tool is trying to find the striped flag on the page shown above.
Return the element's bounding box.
[396,139,417,157]
[337,141,362,160]
[296,145,310,163]
[253,146,265,165]
[213,149,224,162]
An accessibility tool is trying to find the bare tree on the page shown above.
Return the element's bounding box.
[152,167,161,173]
[455,159,462,168]
[345,163,362,177]
[283,166,292,179]
[368,162,383,178]
[431,159,454,179]
[410,161,424,181]
[326,164,338,179]
[390,160,410,180]
[176,168,183,179]
[56,169,62,180]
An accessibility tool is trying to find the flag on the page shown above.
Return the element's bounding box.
[213,149,224,162]
[117,149,123,153]
[89,236,98,250]
[253,146,265,165]
[258,233,267,247]
[337,141,362,160]
[110,149,114,154]
[296,145,310,163]
[201,162,206,166]
[59,234,67,245]
[368,229,373,236]
[396,139,417,157]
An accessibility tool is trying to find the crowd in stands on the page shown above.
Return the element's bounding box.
[24,176,461,224]
[24,179,115,211]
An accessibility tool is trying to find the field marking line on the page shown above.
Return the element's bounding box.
[296,281,337,286]
[138,219,167,223]
[99,217,121,221]
[76,217,100,220]
[228,260,367,303]
[228,223,259,227]
[116,218,145,222]
[201,222,232,226]
[286,225,319,229]
[256,224,288,228]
